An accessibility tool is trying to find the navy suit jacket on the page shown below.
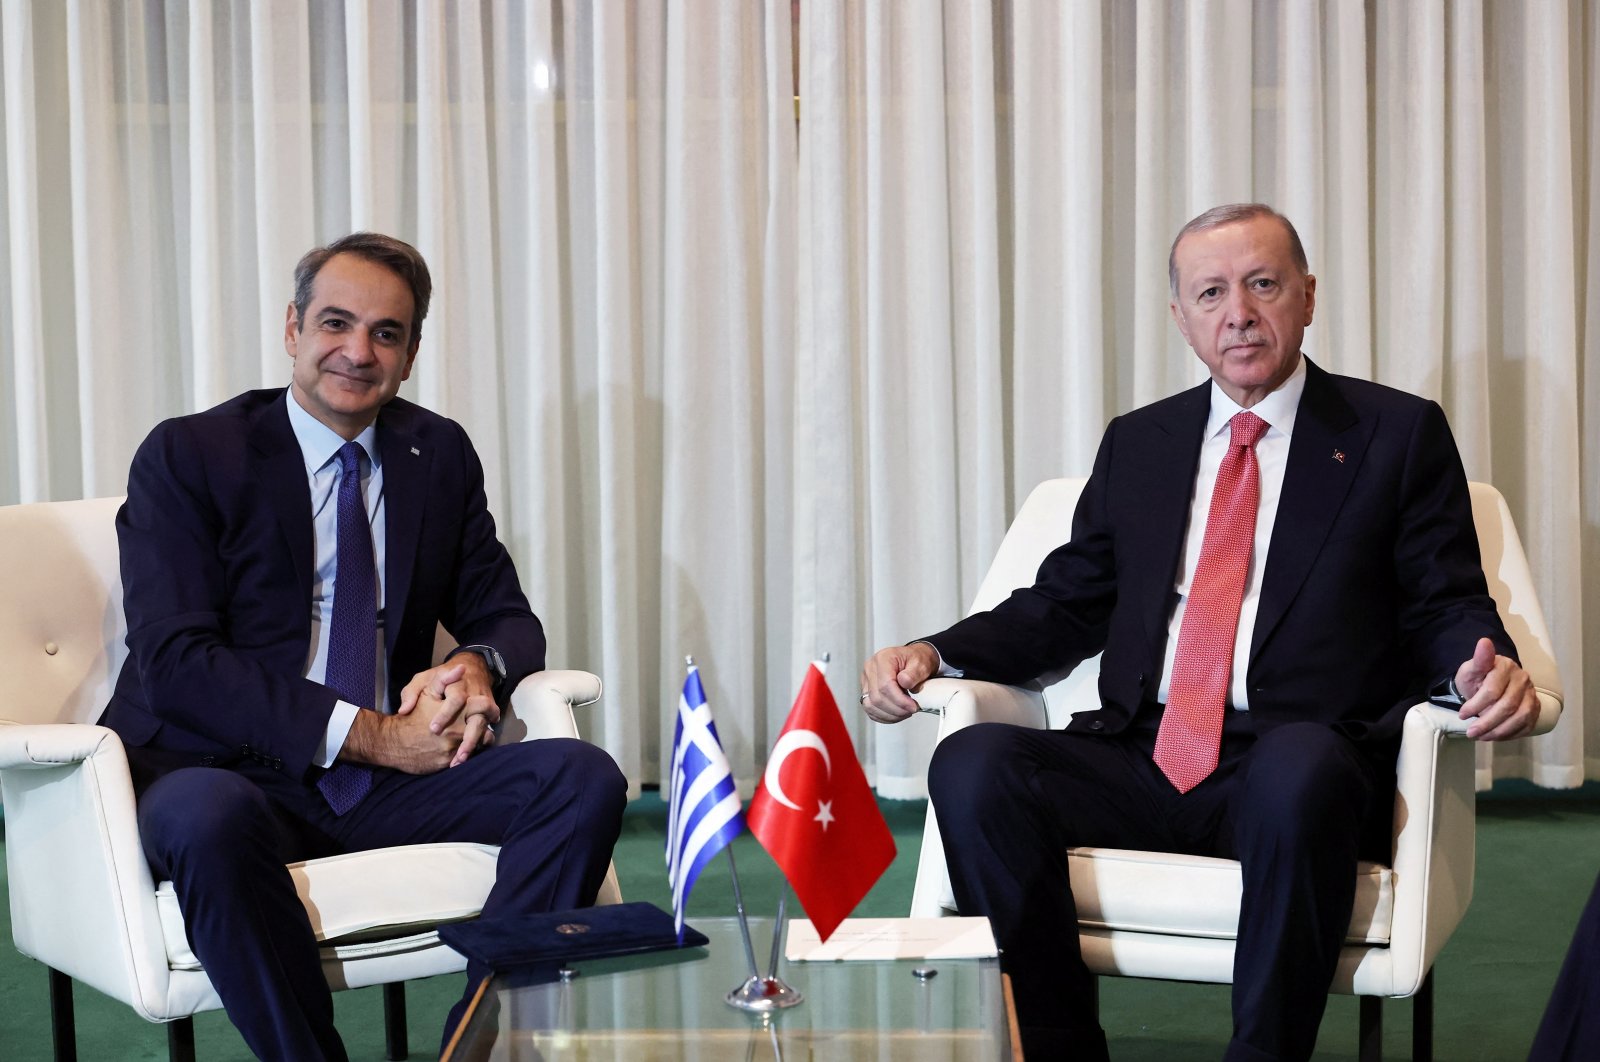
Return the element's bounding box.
[926,358,1514,746]
[101,389,544,783]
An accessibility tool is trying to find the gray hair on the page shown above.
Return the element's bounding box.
[292,232,432,341]
[1168,203,1308,298]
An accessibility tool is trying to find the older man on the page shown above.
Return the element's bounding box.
[104,233,627,1059]
[861,204,1538,1061]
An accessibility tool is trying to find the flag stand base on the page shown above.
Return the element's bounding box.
[725,975,803,1012]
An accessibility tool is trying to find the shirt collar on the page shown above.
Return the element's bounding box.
[285,388,381,475]
[1204,353,1308,441]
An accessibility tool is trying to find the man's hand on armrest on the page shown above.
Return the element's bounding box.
[859,642,940,724]
[1454,636,1540,742]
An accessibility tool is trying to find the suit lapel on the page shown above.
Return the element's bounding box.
[252,393,315,601]
[1134,383,1210,654]
[1249,359,1373,665]
[378,405,428,660]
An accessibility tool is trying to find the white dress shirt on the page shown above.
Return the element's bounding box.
[1156,355,1307,710]
[285,391,388,767]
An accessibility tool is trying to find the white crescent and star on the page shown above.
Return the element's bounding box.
[763,729,837,828]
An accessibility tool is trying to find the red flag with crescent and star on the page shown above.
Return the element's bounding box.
[747,661,896,942]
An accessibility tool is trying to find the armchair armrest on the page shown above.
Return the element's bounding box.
[0,721,125,768]
[905,679,1046,918]
[1411,684,1563,740]
[1383,694,1555,995]
[498,670,625,906]
[501,669,603,744]
[1383,684,1564,995]
[911,678,1048,734]
[0,721,170,1006]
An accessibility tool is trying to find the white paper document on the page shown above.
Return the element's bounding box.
[785,917,998,962]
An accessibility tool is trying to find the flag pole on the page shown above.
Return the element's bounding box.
[724,872,803,1011]
[763,652,817,976]
[725,657,825,1015]
[725,845,762,980]
[685,652,761,983]
[738,651,897,1017]
[667,652,762,1002]
[766,879,790,979]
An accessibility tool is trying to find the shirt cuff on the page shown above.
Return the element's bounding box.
[914,640,964,679]
[317,699,362,768]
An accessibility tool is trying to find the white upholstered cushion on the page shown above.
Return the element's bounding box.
[157,842,499,970]
[1068,848,1393,945]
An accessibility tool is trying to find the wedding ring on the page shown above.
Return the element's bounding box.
[859,692,871,704]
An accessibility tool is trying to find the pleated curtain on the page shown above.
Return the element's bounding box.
[802,0,1591,794]
[0,1,1592,796]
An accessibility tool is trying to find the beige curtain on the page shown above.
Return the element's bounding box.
[1,1,1593,795]
[0,0,799,796]
[797,0,1591,794]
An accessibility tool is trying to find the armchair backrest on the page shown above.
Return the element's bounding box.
[965,478,1099,724]
[1468,482,1562,701]
[0,496,508,733]
[0,497,128,726]
[967,478,1562,727]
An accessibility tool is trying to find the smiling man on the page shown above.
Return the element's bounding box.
[860,204,1539,1060]
[103,233,627,1060]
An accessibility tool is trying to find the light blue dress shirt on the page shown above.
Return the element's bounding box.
[285,391,388,768]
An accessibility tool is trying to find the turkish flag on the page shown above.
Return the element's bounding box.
[748,662,897,942]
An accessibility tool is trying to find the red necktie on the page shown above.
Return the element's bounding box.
[1154,410,1270,793]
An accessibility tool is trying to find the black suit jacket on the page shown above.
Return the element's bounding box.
[926,358,1514,745]
[101,389,544,782]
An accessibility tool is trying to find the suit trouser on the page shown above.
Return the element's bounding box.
[928,711,1392,1062]
[1528,868,1600,1061]
[130,738,628,1062]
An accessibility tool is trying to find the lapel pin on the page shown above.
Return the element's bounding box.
[1332,449,1345,463]
[410,447,421,456]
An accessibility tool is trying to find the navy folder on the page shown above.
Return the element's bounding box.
[439,901,709,972]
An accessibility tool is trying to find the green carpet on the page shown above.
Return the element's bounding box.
[2,785,1596,1060]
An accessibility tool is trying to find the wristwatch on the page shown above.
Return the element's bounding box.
[448,644,507,691]
[1427,675,1465,708]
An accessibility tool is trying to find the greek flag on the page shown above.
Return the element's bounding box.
[665,662,745,941]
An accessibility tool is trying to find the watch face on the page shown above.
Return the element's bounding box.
[458,646,505,683]
[483,647,506,681]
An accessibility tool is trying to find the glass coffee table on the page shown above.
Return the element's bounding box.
[441,917,1020,1060]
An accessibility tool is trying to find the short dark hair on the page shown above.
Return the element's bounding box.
[1168,203,1309,297]
[292,232,432,341]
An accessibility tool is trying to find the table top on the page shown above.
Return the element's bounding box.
[443,916,1019,1060]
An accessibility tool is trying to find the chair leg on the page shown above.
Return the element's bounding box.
[383,981,409,1060]
[48,967,77,1062]
[1412,970,1435,1062]
[166,1016,195,1062]
[1359,994,1383,1062]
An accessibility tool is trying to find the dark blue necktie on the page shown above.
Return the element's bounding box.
[316,441,377,815]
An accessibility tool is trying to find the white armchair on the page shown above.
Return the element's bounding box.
[907,479,1564,1062]
[0,496,622,1062]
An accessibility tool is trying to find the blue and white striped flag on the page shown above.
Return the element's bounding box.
[665,662,745,941]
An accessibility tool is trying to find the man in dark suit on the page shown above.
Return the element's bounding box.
[860,204,1540,1061]
[103,232,627,1060]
